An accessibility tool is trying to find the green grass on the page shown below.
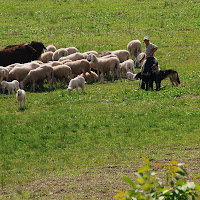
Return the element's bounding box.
[0,0,200,199]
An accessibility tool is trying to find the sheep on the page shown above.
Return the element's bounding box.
[134,52,146,68]
[59,52,85,62]
[87,53,121,83]
[65,59,91,77]
[66,47,78,55]
[20,64,54,92]
[126,72,136,80]
[97,50,112,57]
[46,45,56,52]
[52,48,68,61]
[1,80,19,96]
[40,51,53,63]
[8,62,41,82]
[53,64,72,88]
[80,71,98,83]
[0,67,9,82]
[120,59,135,78]
[112,50,130,63]
[16,89,26,109]
[67,76,85,94]
[48,61,63,67]
[127,40,142,60]
[0,44,37,66]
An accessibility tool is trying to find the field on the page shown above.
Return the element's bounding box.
[0,0,200,199]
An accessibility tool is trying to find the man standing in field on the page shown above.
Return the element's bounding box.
[139,36,158,89]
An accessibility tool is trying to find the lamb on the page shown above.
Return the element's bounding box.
[65,59,91,77]
[46,45,57,52]
[8,62,41,82]
[0,67,9,82]
[1,80,20,96]
[127,40,142,60]
[120,59,135,78]
[80,71,98,83]
[126,72,136,80]
[112,50,130,63]
[67,76,85,94]
[20,64,54,92]
[16,89,26,109]
[40,51,53,63]
[53,64,72,88]
[87,53,121,83]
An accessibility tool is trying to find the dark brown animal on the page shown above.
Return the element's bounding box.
[4,41,46,60]
[0,44,36,67]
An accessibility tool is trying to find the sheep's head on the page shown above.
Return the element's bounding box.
[67,87,72,93]
[1,80,6,88]
[17,89,22,96]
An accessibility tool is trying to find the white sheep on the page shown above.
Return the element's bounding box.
[16,89,26,109]
[52,48,68,61]
[46,45,57,52]
[66,47,78,55]
[127,40,142,60]
[112,50,130,63]
[40,51,53,63]
[0,67,9,82]
[126,72,136,80]
[67,76,85,94]
[120,59,135,78]
[87,54,121,83]
[1,80,20,96]
[134,52,146,68]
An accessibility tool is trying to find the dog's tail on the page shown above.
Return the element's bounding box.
[176,73,181,85]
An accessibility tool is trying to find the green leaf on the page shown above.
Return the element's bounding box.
[194,182,200,192]
[176,179,186,186]
[138,165,149,173]
[142,156,150,166]
[193,174,200,180]
[122,177,136,189]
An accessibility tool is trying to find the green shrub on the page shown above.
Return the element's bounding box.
[114,157,200,200]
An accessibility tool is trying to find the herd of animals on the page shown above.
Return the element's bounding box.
[0,40,180,109]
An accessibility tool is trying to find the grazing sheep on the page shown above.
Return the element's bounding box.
[112,50,130,63]
[59,52,85,62]
[120,59,135,78]
[52,48,68,61]
[127,40,142,60]
[126,72,136,80]
[20,64,54,92]
[134,52,146,68]
[46,45,56,52]
[0,44,37,66]
[16,89,26,109]
[4,63,20,72]
[80,71,98,83]
[67,76,85,94]
[1,80,19,96]
[48,61,63,67]
[87,54,121,83]
[53,64,72,88]
[97,50,112,57]
[40,51,53,63]
[66,47,78,55]
[65,59,91,77]
[8,62,41,82]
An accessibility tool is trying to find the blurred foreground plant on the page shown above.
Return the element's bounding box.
[114,157,200,200]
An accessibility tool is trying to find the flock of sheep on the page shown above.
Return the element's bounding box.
[0,39,144,109]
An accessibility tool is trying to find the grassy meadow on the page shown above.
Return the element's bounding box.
[0,0,200,199]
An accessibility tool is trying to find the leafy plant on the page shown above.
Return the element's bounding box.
[114,157,200,200]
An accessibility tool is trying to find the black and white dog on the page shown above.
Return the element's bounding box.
[135,67,181,91]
